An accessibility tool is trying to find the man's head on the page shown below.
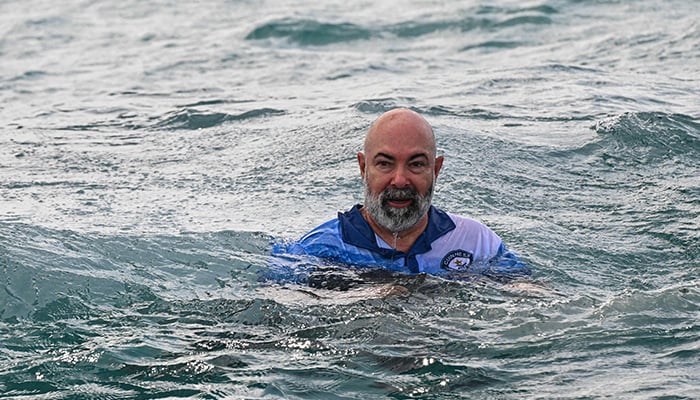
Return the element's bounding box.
[358,108,444,233]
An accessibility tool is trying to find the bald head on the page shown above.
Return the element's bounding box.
[364,108,437,158]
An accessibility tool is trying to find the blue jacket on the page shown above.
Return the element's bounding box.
[271,205,530,281]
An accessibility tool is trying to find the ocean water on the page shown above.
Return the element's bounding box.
[1,0,699,398]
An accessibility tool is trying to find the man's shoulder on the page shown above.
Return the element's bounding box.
[297,205,365,246]
[444,212,494,232]
[299,217,342,242]
[433,210,502,248]
[278,217,344,259]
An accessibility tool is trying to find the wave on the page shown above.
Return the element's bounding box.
[460,40,525,52]
[54,98,273,132]
[392,7,554,37]
[0,223,272,322]
[592,111,700,163]
[351,100,507,122]
[351,98,417,114]
[245,18,372,46]
[150,107,285,130]
[245,6,556,47]
[549,111,700,165]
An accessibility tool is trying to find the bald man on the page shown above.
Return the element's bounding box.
[281,108,529,279]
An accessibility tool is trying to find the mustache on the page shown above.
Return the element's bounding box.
[380,187,419,203]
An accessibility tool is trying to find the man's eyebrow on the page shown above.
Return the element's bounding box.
[373,152,395,160]
[373,152,430,161]
[409,153,429,161]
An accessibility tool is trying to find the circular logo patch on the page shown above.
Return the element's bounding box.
[440,250,473,271]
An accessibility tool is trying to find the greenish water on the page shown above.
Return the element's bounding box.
[1,0,699,398]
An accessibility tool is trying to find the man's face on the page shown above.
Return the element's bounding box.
[358,111,443,233]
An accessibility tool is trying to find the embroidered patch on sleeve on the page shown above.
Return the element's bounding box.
[440,250,473,271]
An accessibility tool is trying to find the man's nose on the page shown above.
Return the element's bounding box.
[390,166,409,187]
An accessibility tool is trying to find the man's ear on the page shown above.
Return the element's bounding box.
[358,152,366,178]
[434,155,444,178]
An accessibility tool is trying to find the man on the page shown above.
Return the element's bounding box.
[278,108,529,280]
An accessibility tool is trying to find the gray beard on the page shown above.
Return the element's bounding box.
[363,182,434,233]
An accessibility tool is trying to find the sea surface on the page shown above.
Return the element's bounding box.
[1,0,699,398]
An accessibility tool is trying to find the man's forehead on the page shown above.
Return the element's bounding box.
[365,127,436,156]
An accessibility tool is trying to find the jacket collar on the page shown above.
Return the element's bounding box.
[338,204,456,256]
